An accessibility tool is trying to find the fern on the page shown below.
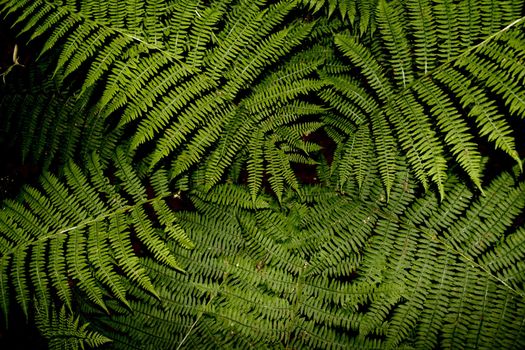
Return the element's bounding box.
[1,0,525,349]
[48,164,525,349]
[0,149,192,324]
[323,0,524,197]
[35,303,112,350]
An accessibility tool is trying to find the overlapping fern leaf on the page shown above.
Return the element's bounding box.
[63,161,525,349]
[35,302,112,350]
[1,0,525,348]
[0,0,339,200]
[321,0,525,198]
[0,148,192,327]
[0,59,96,168]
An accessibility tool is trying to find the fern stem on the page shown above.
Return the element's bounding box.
[175,279,221,350]
[368,13,525,123]
[394,216,525,298]
[0,192,180,260]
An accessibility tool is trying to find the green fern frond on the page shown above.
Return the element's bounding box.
[436,68,522,169]
[326,2,525,196]
[405,0,437,74]
[35,303,112,350]
[247,129,265,202]
[15,161,521,349]
[376,0,413,88]
[0,150,192,323]
[338,123,373,189]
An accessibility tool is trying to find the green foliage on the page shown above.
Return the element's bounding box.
[0,149,193,322]
[35,303,112,350]
[69,164,525,350]
[0,0,524,349]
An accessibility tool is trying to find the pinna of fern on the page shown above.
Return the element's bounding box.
[0,0,339,202]
[2,0,524,200]
[1,151,525,349]
[0,0,525,349]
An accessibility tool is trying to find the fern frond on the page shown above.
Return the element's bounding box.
[370,110,398,198]
[35,161,523,349]
[0,150,192,325]
[436,68,521,168]
[433,0,460,61]
[405,0,437,74]
[334,34,392,101]
[376,0,413,88]
[337,123,372,190]
[35,303,112,350]
[328,3,525,196]
[412,78,482,190]
[247,129,265,202]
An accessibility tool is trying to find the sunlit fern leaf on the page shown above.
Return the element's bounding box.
[444,172,525,257]
[101,54,183,125]
[299,0,378,30]
[481,31,525,94]
[479,226,525,290]
[390,94,448,196]
[358,163,525,350]
[457,0,482,49]
[318,74,376,125]
[2,0,525,348]
[457,45,525,117]
[222,23,309,95]
[411,78,482,190]
[357,0,379,34]
[2,0,330,201]
[142,0,166,40]
[203,78,325,192]
[433,0,460,61]
[7,0,44,31]
[87,221,129,308]
[12,247,30,318]
[334,34,392,101]
[56,24,112,80]
[247,129,265,202]
[185,4,226,69]
[192,183,270,210]
[237,214,303,274]
[300,0,326,13]
[177,105,236,183]
[119,61,196,130]
[148,89,224,163]
[59,161,525,349]
[370,110,398,199]
[338,122,373,190]
[163,0,201,57]
[277,123,323,152]
[265,138,288,202]
[328,3,525,197]
[80,35,135,92]
[149,169,195,249]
